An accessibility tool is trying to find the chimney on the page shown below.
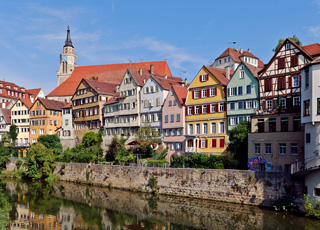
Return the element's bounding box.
[247,48,250,52]
[226,66,230,80]
[139,68,143,76]
[150,64,154,75]
[184,78,188,85]
[240,48,243,54]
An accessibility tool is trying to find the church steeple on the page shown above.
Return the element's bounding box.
[64,25,73,48]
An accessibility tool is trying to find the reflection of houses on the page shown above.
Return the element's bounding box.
[29,212,61,230]
[248,39,320,172]
[162,85,188,159]
[185,66,230,155]
[9,203,29,230]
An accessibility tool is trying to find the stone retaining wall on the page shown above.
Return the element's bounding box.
[53,162,302,207]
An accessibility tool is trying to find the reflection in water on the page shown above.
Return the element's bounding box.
[2,180,320,230]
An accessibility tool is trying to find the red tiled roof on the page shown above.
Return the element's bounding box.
[215,48,263,66]
[18,98,33,109]
[82,79,117,95]
[26,88,42,97]
[2,108,11,123]
[37,98,67,111]
[104,97,119,106]
[242,62,262,78]
[302,43,320,57]
[258,59,264,68]
[62,102,72,109]
[152,76,182,90]
[47,61,172,97]
[204,66,231,85]
[0,80,32,101]
[239,50,258,59]
[172,85,188,105]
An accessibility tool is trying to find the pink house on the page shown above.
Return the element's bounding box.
[162,85,187,160]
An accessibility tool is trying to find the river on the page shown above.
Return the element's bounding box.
[1,180,320,230]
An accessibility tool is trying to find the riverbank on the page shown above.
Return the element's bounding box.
[51,162,304,207]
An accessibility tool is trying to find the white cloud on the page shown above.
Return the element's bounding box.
[307,26,320,38]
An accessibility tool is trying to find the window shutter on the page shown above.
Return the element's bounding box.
[273,99,277,109]
[224,103,226,111]
[207,104,210,113]
[291,55,298,67]
[192,90,194,99]
[199,105,202,114]
[206,88,210,96]
[199,90,202,98]
[220,139,225,148]
[288,76,292,88]
[214,87,217,96]
[199,75,202,82]
[279,58,285,69]
[227,88,230,96]
[262,101,266,111]
[198,139,201,147]
[215,103,219,112]
[205,139,208,148]
[212,139,217,148]
[192,106,195,115]
[243,102,246,109]
[235,87,237,96]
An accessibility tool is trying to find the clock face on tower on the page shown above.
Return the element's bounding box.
[62,56,67,62]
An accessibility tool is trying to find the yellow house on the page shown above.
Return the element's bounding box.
[185,65,231,155]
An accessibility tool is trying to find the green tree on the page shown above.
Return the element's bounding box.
[135,122,162,158]
[80,131,102,148]
[228,121,250,169]
[9,124,18,144]
[273,35,302,52]
[105,134,122,161]
[25,143,55,179]
[38,135,63,155]
[0,188,10,230]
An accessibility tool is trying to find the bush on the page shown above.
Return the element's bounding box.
[303,194,320,219]
[273,196,299,214]
[188,153,209,168]
[170,155,187,168]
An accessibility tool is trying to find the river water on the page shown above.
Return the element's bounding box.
[1,180,320,230]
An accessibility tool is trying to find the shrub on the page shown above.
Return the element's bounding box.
[303,194,320,219]
[170,154,187,168]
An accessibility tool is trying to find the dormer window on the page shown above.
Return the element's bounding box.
[200,74,208,82]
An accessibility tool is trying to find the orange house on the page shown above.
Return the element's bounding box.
[29,98,67,143]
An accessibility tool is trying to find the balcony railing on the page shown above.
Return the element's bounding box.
[291,156,320,174]
[186,147,196,153]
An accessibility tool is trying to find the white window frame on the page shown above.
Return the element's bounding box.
[267,100,273,110]
[264,143,272,155]
[195,123,201,134]
[202,89,207,98]
[293,96,300,106]
[211,122,216,134]
[188,106,192,115]
[210,87,215,97]
[293,76,299,87]
[201,139,206,148]
[195,106,200,114]
[210,104,215,113]
[202,123,208,134]
[188,124,193,134]
[202,105,207,114]
[219,121,225,134]
[219,103,224,112]
[290,144,298,155]
[279,143,286,155]
[240,71,245,79]
[254,144,261,155]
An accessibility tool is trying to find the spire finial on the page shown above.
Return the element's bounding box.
[64,25,73,48]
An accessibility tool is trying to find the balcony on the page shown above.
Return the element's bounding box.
[186,147,197,153]
[291,156,320,175]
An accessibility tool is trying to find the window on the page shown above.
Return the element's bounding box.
[279,143,286,155]
[293,117,301,131]
[219,103,224,112]
[203,123,208,134]
[176,143,182,150]
[290,144,298,155]
[264,144,271,155]
[240,71,244,79]
[267,100,273,110]
[165,115,168,123]
[238,101,243,109]
[269,118,276,132]
[293,96,300,106]
[292,76,299,87]
[317,98,320,114]
[195,106,200,114]
[264,79,272,92]
[305,68,309,88]
[202,105,207,114]
[229,87,237,96]
[229,117,237,126]
[254,144,261,154]
[169,100,172,106]
[278,76,286,90]
[281,117,288,132]
[170,114,174,122]
[210,87,215,97]
[31,129,36,135]
[201,74,208,82]
[40,129,44,134]
[200,139,206,148]
[304,100,310,116]
[212,139,217,148]
[188,124,193,134]
[246,101,253,109]
[219,121,225,134]
[246,84,251,94]
[65,119,69,126]
[278,57,285,69]
[188,106,192,115]
[285,43,290,50]
[230,102,235,110]
[177,113,181,122]
[194,90,199,98]
[195,123,201,134]
[173,100,177,106]
[306,133,311,143]
[202,89,207,98]
[238,86,243,95]
[210,104,215,113]
[257,119,264,132]
[220,139,225,148]
[211,122,216,134]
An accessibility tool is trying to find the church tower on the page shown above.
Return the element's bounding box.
[57,26,78,86]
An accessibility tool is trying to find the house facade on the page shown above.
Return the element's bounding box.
[185,66,230,155]
[29,98,66,143]
[0,108,11,142]
[57,103,76,149]
[72,79,117,143]
[11,98,32,147]
[162,85,187,159]
[226,62,261,132]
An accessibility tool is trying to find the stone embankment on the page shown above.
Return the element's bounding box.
[52,162,304,207]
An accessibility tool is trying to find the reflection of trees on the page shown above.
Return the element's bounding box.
[25,182,62,215]
[0,187,10,229]
[105,209,135,229]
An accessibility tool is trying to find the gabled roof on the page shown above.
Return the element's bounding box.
[127,69,152,86]
[47,61,172,97]
[302,43,320,57]
[259,38,314,76]
[12,98,33,109]
[82,79,117,95]
[204,66,232,86]
[172,85,188,105]
[242,62,262,78]
[36,98,67,111]
[62,102,72,109]
[151,76,182,90]
[1,109,11,124]
[215,48,262,65]
[26,88,42,97]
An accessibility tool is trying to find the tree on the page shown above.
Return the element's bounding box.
[9,124,18,144]
[135,122,162,157]
[273,35,302,52]
[80,131,102,148]
[37,135,63,155]
[105,134,122,161]
[228,121,250,169]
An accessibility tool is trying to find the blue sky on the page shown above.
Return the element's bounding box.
[0,0,320,94]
